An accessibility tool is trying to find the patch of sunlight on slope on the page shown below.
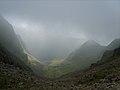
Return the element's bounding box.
[43,58,65,78]
[24,50,45,77]
[24,50,43,65]
[49,58,64,66]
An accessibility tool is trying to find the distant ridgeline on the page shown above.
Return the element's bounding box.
[44,39,120,78]
[64,39,120,71]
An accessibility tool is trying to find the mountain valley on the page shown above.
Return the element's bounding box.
[0,2,120,89]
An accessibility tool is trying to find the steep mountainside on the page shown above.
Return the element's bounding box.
[57,39,120,76]
[0,15,27,61]
[17,35,45,77]
[107,38,120,50]
[17,35,29,53]
[0,44,54,90]
[0,44,31,71]
[0,15,53,89]
[25,51,45,77]
[46,39,120,78]
[51,46,120,90]
[58,40,105,74]
[67,40,105,63]
[0,15,45,78]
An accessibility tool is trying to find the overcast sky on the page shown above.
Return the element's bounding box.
[0,0,120,60]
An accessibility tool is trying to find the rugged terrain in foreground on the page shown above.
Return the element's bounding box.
[1,43,120,90]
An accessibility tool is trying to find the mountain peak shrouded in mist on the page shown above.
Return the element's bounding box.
[80,40,102,49]
[75,40,104,55]
[0,14,10,25]
[55,40,106,75]
[107,38,120,50]
[83,40,100,46]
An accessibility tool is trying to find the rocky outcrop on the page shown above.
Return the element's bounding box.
[0,44,31,72]
[0,44,53,90]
